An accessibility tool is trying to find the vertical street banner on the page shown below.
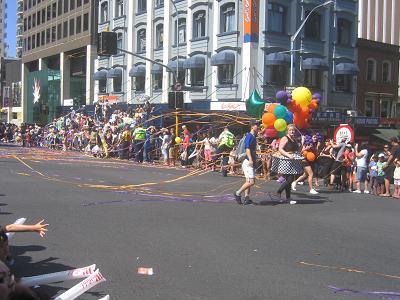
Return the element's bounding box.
[243,0,260,43]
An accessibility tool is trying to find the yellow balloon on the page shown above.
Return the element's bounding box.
[292,87,312,108]
[274,119,287,132]
[175,137,182,144]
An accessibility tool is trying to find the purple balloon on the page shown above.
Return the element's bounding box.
[312,93,322,100]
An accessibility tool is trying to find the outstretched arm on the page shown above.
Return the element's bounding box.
[5,220,49,237]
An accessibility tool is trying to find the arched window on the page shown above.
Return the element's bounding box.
[305,11,321,40]
[115,0,123,17]
[382,61,391,83]
[100,1,108,22]
[155,23,163,49]
[137,28,146,52]
[193,10,206,38]
[220,3,235,33]
[337,18,351,46]
[267,3,286,34]
[366,58,376,81]
[174,18,186,45]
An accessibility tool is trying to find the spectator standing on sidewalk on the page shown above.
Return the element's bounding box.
[353,143,369,194]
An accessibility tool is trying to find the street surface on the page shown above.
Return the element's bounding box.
[1,144,400,299]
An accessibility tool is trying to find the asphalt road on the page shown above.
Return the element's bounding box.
[1,144,400,300]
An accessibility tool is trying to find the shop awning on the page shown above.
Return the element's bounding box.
[335,63,359,75]
[184,56,205,69]
[372,129,400,142]
[166,59,185,72]
[302,57,328,70]
[211,51,235,66]
[265,52,290,65]
[93,70,108,80]
[106,68,122,78]
[151,63,163,74]
[129,65,146,77]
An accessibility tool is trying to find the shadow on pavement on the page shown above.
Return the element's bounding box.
[10,245,105,298]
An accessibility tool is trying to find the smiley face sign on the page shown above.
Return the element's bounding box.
[334,124,354,144]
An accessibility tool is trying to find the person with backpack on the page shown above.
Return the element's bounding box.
[234,122,259,205]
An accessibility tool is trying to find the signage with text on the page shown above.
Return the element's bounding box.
[210,102,246,111]
[243,0,260,43]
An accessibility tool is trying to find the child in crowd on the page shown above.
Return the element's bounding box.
[393,159,400,199]
[368,155,378,195]
[376,153,387,195]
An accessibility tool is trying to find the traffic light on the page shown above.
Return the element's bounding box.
[97,32,117,56]
[168,92,184,109]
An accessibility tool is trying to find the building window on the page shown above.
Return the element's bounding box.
[42,8,46,23]
[63,21,68,37]
[382,61,391,83]
[70,0,75,10]
[380,99,391,118]
[132,77,145,92]
[155,0,164,8]
[47,5,51,21]
[52,2,57,18]
[69,18,75,35]
[267,65,287,86]
[220,3,235,33]
[113,75,122,93]
[218,64,235,85]
[28,16,31,30]
[305,11,321,40]
[58,0,62,16]
[115,0,123,17]
[365,99,374,117]
[337,18,351,46]
[37,11,41,25]
[117,32,123,52]
[46,28,50,44]
[57,24,61,40]
[155,24,163,48]
[191,68,205,86]
[174,18,186,45]
[32,13,36,27]
[64,0,68,13]
[100,2,108,22]
[99,79,107,93]
[24,18,27,31]
[335,74,352,92]
[267,3,286,33]
[193,10,206,38]
[51,26,56,42]
[304,69,321,89]
[28,36,31,50]
[137,29,146,52]
[153,74,163,90]
[366,58,376,81]
[76,16,81,34]
[77,0,82,7]
[170,70,185,86]
[138,0,146,13]
[41,30,45,45]
[32,35,36,49]
[83,13,89,31]
[37,32,40,47]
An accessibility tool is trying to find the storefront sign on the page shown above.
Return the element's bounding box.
[64,99,74,106]
[98,95,119,103]
[353,117,379,127]
[210,102,246,111]
[380,118,400,126]
[312,112,343,124]
[334,124,354,143]
[243,0,260,43]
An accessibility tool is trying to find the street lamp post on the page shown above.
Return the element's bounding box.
[289,0,334,86]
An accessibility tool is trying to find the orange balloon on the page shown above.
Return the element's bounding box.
[267,104,277,114]
[303,150,309,157]
[309,100,318,110]
[262,112,276,127]
[306,152,316,161]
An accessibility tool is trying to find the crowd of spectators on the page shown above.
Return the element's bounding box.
[1,102,400,198]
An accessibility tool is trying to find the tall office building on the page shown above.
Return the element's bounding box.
[21,0,97,124]
[0,0,6,58]
[17,0,24,58]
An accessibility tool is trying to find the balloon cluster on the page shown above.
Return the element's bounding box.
[245,87,321,138]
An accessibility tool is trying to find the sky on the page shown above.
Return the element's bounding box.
[6,0,16,57]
